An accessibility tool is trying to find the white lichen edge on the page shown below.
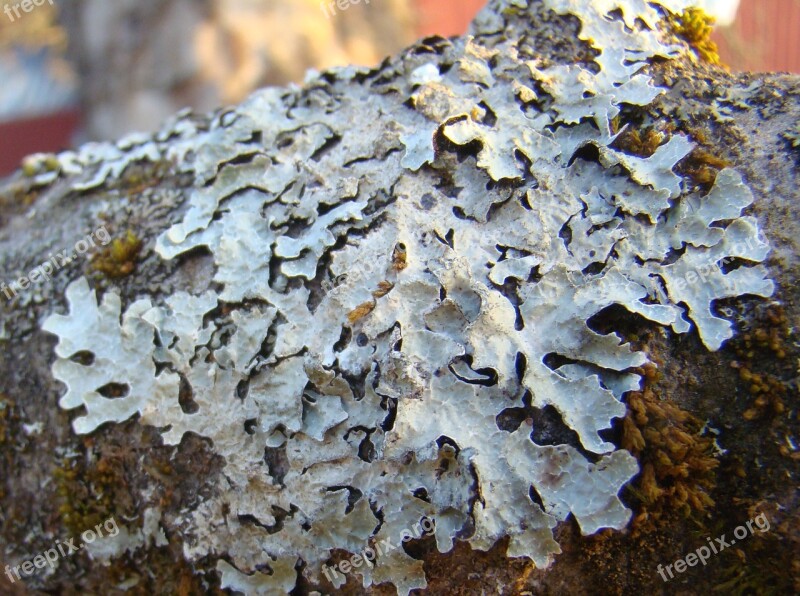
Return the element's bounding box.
[41,1,773,594]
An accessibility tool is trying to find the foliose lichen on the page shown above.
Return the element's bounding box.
[40,1,774,593]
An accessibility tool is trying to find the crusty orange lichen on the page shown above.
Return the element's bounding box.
[371,280,395,299]
[347,253,401,324]
[668,8,722,66]
[622,363,719,534]
[347,300,376,325]
[391,242,408,271]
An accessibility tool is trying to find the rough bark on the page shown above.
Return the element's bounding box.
[1,1,798,595]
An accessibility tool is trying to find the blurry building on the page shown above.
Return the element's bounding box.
[715,0,800,73]
[0,3,77,175]
[58,0,416,141]
[416,0,485,36]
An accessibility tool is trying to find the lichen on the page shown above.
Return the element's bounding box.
[110,158,175,195]
[39,1,776,594]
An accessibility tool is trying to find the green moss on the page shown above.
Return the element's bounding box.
[2,181,41,206]
[21,161,38,178]
[112,159,173,195]
[54,449,133,535]
[729,305,793,423]
[783,125,800,149]
[91,231,144,279]
[54,458,108,535]
[677,146,731,191]
[668,8,723,66]
[711,503,799,594]
[21,153,61,178]
[622,363,719,535]
[611,125,667,158]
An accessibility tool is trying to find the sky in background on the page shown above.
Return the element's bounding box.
[702,0,741,26]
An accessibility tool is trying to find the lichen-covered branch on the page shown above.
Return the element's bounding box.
[1,1,798,595]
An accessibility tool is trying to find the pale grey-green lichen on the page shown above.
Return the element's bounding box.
[41,1,774,594]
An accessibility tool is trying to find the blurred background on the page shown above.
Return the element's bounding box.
[0,0,797,176]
